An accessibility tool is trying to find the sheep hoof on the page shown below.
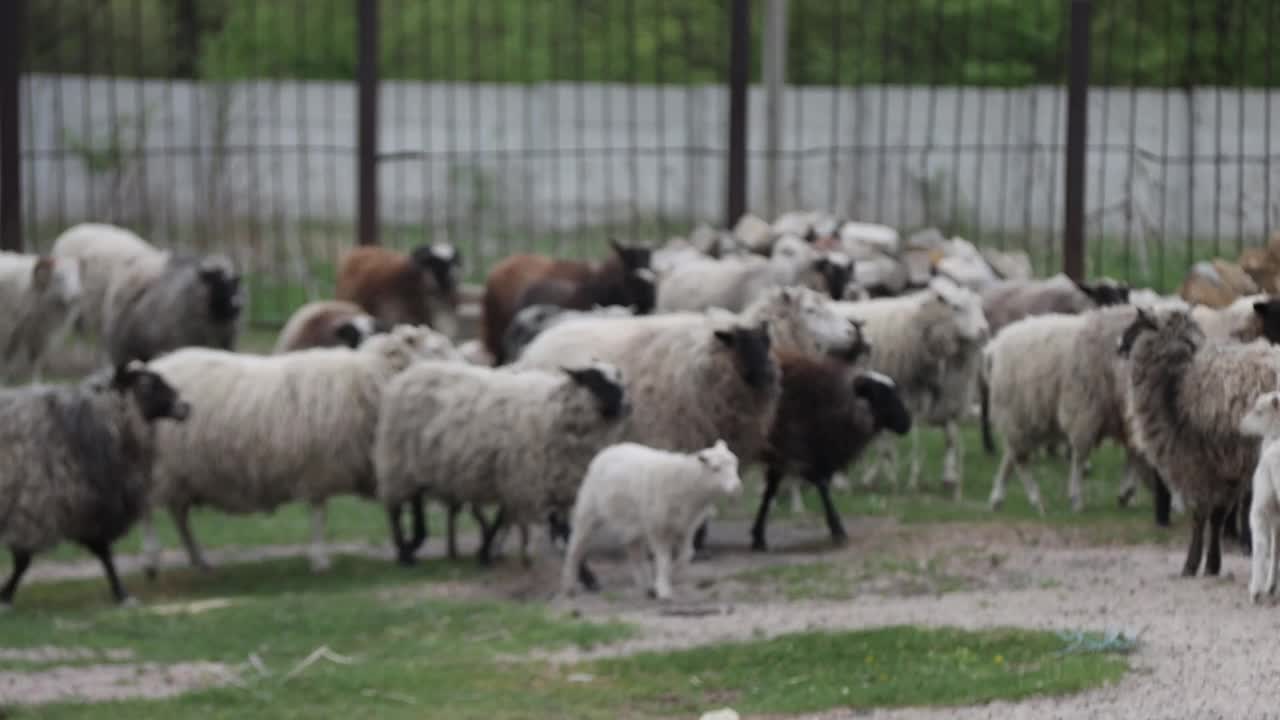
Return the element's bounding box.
[1252,591,1266,605]
[750,536,767,553]
[830,533,849,547]
[396,550,418,567]
[646,588,658,600]
[118,595,140,609]
[988,497,1004,511]
[144,566,158,581]
[1116,487,1136,507]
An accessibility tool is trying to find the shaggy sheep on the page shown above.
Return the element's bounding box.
[1120,308,1280,576]
[560,440,742,600]
[1240,388,1280,602]
[0,253,82,381]
[501,304,634,365]
[0,362,190,606]
[336,243,462,335]
[1191,295,1280,344]
[273,300,386,353]
[752,358,912,551]
[835,279,990,498]
[482,240,653,363]
[49,222,162,337]
[655,235,827,313]
[980,273,1130,335]
[143,325,459,576]
[375,359,630,566]
[104,254,243,364]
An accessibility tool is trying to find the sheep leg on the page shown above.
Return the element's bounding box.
[906,428,921,492]
[1182,509,1207,577]
[388,498,427,566]
[625,539,651,595]
[859,438,883,489]
[476,508,506,567]
[1269,525,1280,597]
[691,521,710,559]
[941,421,962,495]
[83,540,131,605]
[142,511,161,580]
[1116,456,1139,508]
[558,517,595,596]
[1238,492,1254,556]
[0,549,32,606]
[988,451,1015,510]
[171,506,210,572]
[787,482,806,515]
[811,473,848,546]
[445,502,461,560]
[1250,497,1270,603]
[649,536,675,601]
[750,467,783,552]
[1067,447,1087,513]
[518,523,532,568]
[1206,505,1226,577]
[1152,474,1172,527]
[1015,457,1046,517]
[308,501,332,572]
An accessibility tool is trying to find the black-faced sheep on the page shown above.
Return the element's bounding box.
[336,243,462,335]
[482,240,653,363]
[374,359,630,567]
[560,440,742,600]
[1120,308,1280,577]
[273,300,388,353]
[0,253,82,381]
[752,356,911,552]
[0,362,190,606]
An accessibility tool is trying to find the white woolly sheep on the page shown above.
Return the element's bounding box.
[0,252,82,382]
[501,304,635,365]
[143,325,460,576]
[50,222,162,338]
[375,359,630,567]
[560,440,742,599]
[1240,388,1280,603]
[0,362,190,606]
[835,278,990,498]
[655,235,825,312]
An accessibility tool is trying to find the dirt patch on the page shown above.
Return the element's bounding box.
[0,646,134,663]
[0,662,231,705]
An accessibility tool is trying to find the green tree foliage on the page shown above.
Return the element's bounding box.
[22,0,1280,87]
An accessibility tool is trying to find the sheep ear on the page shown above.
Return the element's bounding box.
[1255,301,1271,317]
[696,450,712,466]
[110,362,137,390]
[32,257,54,290]
[334,321,363,349]
[713,329,735,347]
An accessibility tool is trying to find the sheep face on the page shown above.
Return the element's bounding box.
[333,315,379,349]
[1117,308,1202,358]
[814,252,854,301]
[198,257,243,323]
[34,256,83,314]
[783,287,862,356]
[697,439,742,496]
[930,280,990,343]
[563,360,628,420]
[1241,391,1280,437]
[112,361,191,423]
[1253,298,1280,343]
[1075,277,1131,307]
[623,267,657,315]
[854,371,912,435]
[714,323,776,389]
[610,239,652,275]
[411,243,462,299]
[830,319,872,364]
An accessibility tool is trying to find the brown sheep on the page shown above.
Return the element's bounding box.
[273,300,388,354]
[1180,258,1259,308]
[481,240,653,364]
[335,243,461,330]
[1239,231,1280,293]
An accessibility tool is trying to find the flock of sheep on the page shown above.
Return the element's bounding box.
[5,212,1280,609]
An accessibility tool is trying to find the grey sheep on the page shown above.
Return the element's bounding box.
[105,254,244,364]
[0,362,190,607]
[981,273,1130,335]
[1120,308,1280,577]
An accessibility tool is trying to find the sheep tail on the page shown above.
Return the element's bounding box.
[979,356,995,455]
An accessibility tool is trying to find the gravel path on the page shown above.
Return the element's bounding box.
[7,518,1278,716]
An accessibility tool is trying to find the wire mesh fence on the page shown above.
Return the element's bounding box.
[6,0,1280,326]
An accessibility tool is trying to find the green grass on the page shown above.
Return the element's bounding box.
[4,562,1129,720]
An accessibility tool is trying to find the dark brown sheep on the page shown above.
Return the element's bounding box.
[335,243,461,330]
[481,240,653,363]
[750,352,912,552]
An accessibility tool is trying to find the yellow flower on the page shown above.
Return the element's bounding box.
[994,655,1005,664]
[865,655,874,664]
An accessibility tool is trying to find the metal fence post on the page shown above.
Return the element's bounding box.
[0,0,22,252]
[726,0,750,229]
[763,0,787,220]
[1063,0,1092,280]
[357,0,379,246]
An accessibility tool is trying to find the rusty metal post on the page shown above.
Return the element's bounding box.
[0,0,23,251]
[1063,0,1092,280]
[356,0,379,245]
[725,0,750,229]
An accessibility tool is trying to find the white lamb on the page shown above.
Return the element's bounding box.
[1240,387,1280,603]
[0,252,82,382]
[560,440,742,600]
